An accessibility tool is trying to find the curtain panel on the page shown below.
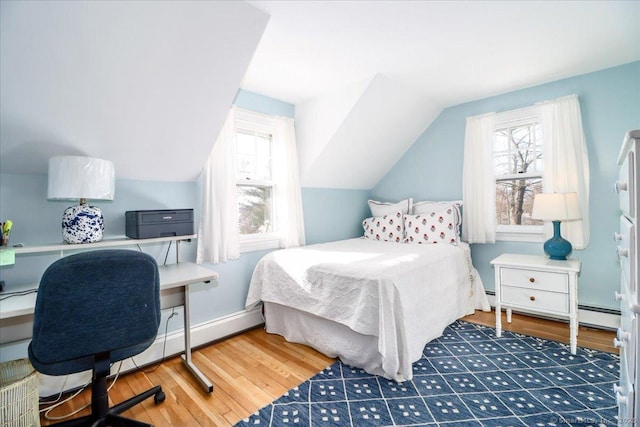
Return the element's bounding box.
[272,116,306,248]
[462,112,496,243]
[537,94,590,249]
[197,109,240,264]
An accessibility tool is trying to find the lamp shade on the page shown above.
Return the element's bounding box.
[48,156,115,201]
[48,156,115,244]
[531,192,581,221]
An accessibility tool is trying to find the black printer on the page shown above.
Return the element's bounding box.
[125,209,194,239]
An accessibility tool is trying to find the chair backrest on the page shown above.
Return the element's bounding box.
[29,249,161,376]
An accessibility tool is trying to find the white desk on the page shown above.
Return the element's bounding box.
[0,261,218,393]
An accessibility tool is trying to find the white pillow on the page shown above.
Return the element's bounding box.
[413,200,462,215]
[403,205,460,245]
[362,211,404,242]
[368,198,413,217]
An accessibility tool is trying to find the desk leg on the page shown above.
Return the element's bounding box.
[181,283,214,393]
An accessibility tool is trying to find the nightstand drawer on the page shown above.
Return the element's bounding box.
[501,267,568,293]
[501,285,569,314]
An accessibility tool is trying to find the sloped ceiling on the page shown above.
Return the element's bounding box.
[298,74,441,189]
[243,0,640,189]
[0,0,269,181]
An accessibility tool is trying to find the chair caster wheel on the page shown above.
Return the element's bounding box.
[154,391,166,404]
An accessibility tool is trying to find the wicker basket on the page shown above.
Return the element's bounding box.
[0,358,40,427]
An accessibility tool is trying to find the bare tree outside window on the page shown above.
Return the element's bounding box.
[494,123,544,227]
[237,185,272,234]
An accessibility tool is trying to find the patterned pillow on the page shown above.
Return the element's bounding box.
[412,201,462,238]
[403,205,460,245]
[368,198,413,217]
[362,211,404,242]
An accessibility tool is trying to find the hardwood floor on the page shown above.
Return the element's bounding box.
[463,309,618,354]
[39,310,616,426]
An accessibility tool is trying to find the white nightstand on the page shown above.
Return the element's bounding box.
[491,253,581,354]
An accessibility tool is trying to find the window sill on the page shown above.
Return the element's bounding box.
[239,235,281,253]
[496,228,546,243]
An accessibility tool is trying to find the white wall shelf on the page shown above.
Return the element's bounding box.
[1,234,196,255]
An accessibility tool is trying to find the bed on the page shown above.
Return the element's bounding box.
[245,236,490,382]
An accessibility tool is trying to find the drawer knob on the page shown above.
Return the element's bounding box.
[613,232,623,241]
[614,384,628,405]
[613,338,624,348]
[614,291,624,302]
[529,277,535,283]
[613,384,628,405]
[529,296,536,301]
[614,181,628,193]
[617,246,629,258]
[617,328,630,342]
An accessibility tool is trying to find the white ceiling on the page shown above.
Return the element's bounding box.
[243,0,639,106]
[241,0,639,189]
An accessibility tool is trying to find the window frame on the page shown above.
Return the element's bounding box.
[234,111,280,253]
[492,107,546,243]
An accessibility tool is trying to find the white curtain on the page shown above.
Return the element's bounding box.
[462,112,496,243]
[197,109,240,264]
[272,116,306,248]
[537,94,590,249]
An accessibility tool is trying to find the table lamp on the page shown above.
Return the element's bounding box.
[48,156,115,244]
[531,192,581,260]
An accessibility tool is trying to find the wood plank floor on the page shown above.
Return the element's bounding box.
[39,310,616,426]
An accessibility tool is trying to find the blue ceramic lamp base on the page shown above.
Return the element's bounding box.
[544,220,572,260]
[62,204,105,244]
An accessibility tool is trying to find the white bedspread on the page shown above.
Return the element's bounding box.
[246,238,490,381]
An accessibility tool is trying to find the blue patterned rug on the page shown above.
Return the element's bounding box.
[235,320,619,426]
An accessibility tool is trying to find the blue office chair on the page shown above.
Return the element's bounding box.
[29,249,165,427]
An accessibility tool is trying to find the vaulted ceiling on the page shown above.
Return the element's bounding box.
[1,1,638,188]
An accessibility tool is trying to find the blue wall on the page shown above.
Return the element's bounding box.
[302,188,371,244]
[373,61,640,310]
[234,90,295,118]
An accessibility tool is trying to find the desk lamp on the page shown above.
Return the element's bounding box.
[48,156,115,244]
[531,192,581,260]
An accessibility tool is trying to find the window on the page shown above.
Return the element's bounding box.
[234,116,281,251]
[493,108,545,241]
[236,128,273,235]
[198,107,304,263]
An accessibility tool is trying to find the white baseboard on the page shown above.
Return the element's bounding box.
[485,294,620,330]
[39,306,265,397]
